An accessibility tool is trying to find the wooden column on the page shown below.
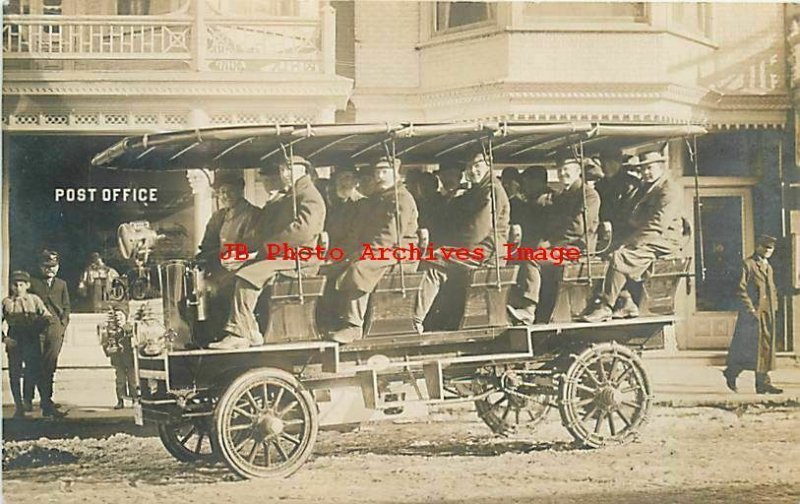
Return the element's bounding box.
[186,169,214,251]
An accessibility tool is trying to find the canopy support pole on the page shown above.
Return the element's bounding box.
[688,136,705,283]
[576,140,593,284]
[481,136,502,291]
[280,142,305,304]
[383,140,407,297]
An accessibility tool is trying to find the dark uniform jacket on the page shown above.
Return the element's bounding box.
[595,172,640,234]
[442,174,510,260]
[623,175,683,253]
[541,180,600,250]
[336,183,419,294]
[726,254,778,372]
[326,192,366,252]
[196,199,261,270]
[29,277,70,338]
[237,175,327,286]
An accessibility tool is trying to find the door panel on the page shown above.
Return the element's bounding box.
[684,187,753,349]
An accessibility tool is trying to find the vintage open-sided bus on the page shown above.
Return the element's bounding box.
[91,121,706,479]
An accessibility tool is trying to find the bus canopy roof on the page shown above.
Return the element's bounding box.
[91,122,707,171]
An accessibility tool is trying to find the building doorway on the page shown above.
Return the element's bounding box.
[682,182,755,349]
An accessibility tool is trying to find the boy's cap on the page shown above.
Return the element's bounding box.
[11,271,31,283]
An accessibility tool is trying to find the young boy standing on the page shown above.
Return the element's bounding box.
[2,271,52,418]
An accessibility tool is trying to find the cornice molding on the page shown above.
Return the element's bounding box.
[3,78,354,98]
[351,82,788,127]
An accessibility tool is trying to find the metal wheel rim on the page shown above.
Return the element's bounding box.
[472,374,552,437]
[559,343,651,448]
[216,370,317,479]
[158,417,216,462]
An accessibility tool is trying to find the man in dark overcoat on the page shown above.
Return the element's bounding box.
[325,165,365,252]
[508,154,600,325]
[594,153,641,238]
[212,156,326,349]
[329,157,419,343]
[195,171,261,343]
[28,250,70,417]
[581,148,684,322]
[412,152,510,333]
[723,234,782,394]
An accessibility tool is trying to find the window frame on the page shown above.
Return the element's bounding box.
[519,2,650,26]
[667,2,715,46]
[430,1,499,37]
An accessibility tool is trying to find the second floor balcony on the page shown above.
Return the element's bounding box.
[2,0,336,75]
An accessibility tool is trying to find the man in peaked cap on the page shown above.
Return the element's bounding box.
[329,156,419,343]
[724,234,783,394]
[581,147,684,323]
[195,170,261,344]
[28,250,69,417]
[211,155,326,349]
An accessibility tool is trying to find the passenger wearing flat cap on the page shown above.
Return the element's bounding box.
[28,250,70,417]
[329,156,419,343]
[195,170,261,344]
[508,153,600,325]
[2,270,52,418]
[581,147,684,323]
[211,155,326,350]
[413,152,510,334]
[723,234,783,394]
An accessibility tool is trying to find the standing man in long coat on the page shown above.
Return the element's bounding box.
[28,250,69,417]
[212,156,326,349]
[329,157,419,343]
[723,234,782,394]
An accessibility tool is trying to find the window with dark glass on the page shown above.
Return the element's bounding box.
[434,2,496,32]
[684,132,779,178]
[695,195,745,312]
[117,0,150,15]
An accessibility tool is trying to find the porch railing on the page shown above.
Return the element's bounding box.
[2,6,335,74]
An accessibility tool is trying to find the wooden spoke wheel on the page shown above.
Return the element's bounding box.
[474,374,552,437]
[214,368,318,479]
[158,417,217,463]
[558,342,651,448]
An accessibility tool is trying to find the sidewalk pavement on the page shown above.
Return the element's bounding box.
[2,358,800,428]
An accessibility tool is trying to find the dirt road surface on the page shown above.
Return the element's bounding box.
[3,406,800,503]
